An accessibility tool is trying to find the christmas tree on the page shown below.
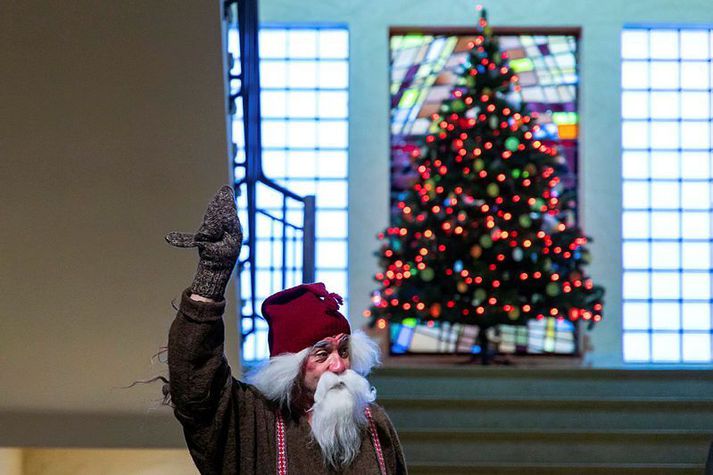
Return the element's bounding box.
[368,9,604,360]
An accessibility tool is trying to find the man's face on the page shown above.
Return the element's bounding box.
[303,333,351,393]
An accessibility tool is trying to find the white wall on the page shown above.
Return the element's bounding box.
[1,0,235,447]
[260,0,713,367]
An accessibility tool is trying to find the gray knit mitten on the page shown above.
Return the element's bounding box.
[165,185,242,301]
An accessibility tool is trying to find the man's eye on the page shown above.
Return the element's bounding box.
[339,349,349,358]
[314,351,328,359]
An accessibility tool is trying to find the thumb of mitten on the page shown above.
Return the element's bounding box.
[165,232,197,248]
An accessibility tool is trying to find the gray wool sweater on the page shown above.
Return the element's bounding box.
[168,289,408,475]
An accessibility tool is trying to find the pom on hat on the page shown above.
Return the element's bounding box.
[261,283,351,356]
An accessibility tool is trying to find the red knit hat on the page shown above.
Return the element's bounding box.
[261,282,351,356]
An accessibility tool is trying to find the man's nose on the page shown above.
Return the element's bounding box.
[328,356,347,374]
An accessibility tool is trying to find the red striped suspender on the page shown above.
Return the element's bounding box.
[275,407,387,475]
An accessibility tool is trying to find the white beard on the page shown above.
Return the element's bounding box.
[309,369,376,468]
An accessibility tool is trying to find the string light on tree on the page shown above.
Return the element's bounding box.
[368,6,604,362]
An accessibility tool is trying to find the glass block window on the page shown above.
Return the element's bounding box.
[388,31,580,356]
[621,27,713,364]
[228,26,350,361]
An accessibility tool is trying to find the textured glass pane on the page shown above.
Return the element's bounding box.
[287,91,317,118]
[259,30,287,58]
[316,240,348,269]
[315,269,348,301]
[650,30,679,59]
[316,181,348,209]
[622,181,649,209]
[651,332,680,362]
[681,211,711,239]
[623,242,649,269]
[623,303,649,330]
[681,152,710,179]
[682,333,711,362]
[651,272,680,299]
[650,152,679,179]
[317,210,348,238]
[261,61,288,88]
[623,211,650,239]
[288,30,318,58]
[650,211,680,239]
[286,151,317,178]
[651,242,680,269]
[262,91,287,118]
[681,182,709,210]
[682,272,711,299]
[318,61,348,88]
[650,92,678,119]
[651,302,681,330]
[680,31,709,59]
[623,91,650,119]
[319,30,349,59]
[287,121,318,148]
[317,121,348,148]
[317,151,348,178]
[622,121,649,149]
[680,61,710,90]
[262,150,287,178]
[623,151,649,179]
[622,61,649,89]
[318,91,348,118]
[624,332,651,362]
[682,242,710,270]
[262,120,287,148]
[682,303,711,330]
[681,92,710,119]
[650,61,680,89]
[624,271,650,299]
[288,61,318,88]
[650,181,679,209]
[680,121,710,149]
[650,121,680,150]
[622,30,649,59]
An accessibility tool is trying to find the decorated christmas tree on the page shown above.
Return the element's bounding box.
[368,9,604,360]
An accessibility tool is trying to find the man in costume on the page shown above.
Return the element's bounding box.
[165,186,407,474]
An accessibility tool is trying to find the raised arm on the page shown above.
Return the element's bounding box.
[165,185,243,473]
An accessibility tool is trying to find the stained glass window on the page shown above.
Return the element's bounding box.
[389,31,579,355]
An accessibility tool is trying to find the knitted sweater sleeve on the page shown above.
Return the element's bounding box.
[167,288,241,475]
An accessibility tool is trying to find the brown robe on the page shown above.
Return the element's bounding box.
[168,289,408,474]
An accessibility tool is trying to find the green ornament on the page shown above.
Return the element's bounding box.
[519,215,532,228]
[487,183,500,197]
[474,159,485,172]
[512,169,521,179]
[530,198,545,210]
[505,136,520,151]
[512,247,524,261]
[452,99,465,113]
[480,234,493,248]
[488,115,499,129]
[421,267,435,282]
[546,282,560,297]
[473,288,487,305]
